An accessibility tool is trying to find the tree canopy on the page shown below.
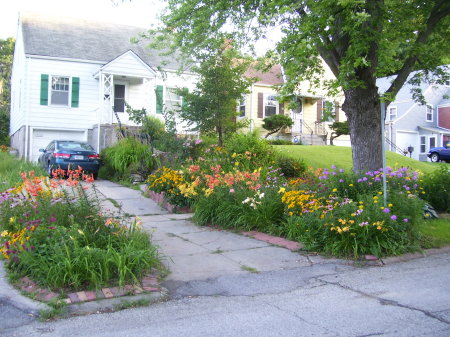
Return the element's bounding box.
[262,114,293,139]
[158,0,450,171]
[0,37,14,145]
[177,43,254,145]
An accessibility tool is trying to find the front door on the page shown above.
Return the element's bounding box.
[114,84,126,113]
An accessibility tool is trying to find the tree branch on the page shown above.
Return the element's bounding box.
[384,0,450,104]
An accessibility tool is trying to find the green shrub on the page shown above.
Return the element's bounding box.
[193,186,285,232]
[101,138,155,180]
[0,152,46,191]
[280,191,424,258]
[1,170,160,290]
[267,139,298,145]
[421,164,450,212]
[224,131,273,165]
[273,153,307,178]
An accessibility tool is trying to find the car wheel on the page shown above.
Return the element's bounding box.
[47,162,53,177]
[430,153,440,162]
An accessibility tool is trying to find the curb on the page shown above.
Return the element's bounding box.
[381,245,450,265]
[0,260,168,318]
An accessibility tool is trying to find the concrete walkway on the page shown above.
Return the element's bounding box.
[92,180,348,290]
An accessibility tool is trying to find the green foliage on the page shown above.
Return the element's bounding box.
[0,38,14,145]
[193,186,285,232]
[419,217,450,248]
[178,41,254,145]
[100,138,155,180]
[224,131,273,166]
[329,121,349,145]
[421,164,450,212]
[0,152,46,191]
[0,168,160,291]
[158,0,450,172]
[267,139,298,145]
[273,153,307,178]
[262,115,294,139]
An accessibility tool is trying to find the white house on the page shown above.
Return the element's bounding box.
[10,12,197,162]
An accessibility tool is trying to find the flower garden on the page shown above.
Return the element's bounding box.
[145,133,447,258]
[0,163,159,293]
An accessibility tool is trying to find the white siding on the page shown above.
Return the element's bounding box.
[102,52,154,78]
[10,23,27,135]
[26,58,101,129]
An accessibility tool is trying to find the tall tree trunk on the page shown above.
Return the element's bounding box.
[342,86,382,173]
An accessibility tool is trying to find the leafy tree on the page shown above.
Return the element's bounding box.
[177,42,254,145]
[262,114,293,139]
[158,0,450,172]
[0,38,14,145]
[329,121,350,146]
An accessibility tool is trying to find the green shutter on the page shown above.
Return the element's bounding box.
[71,77,80,108]
[40,74,49,105]
[155,85,164,114]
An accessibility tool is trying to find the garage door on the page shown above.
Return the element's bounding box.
[31,129,86,162]
[395,131,419,160]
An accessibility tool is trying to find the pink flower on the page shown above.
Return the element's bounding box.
[229,188,235,193]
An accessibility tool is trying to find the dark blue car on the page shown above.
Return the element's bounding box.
[427,142,450,163]
[38,140,101,178]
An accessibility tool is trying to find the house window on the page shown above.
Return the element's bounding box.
[114,84,126,113]
[265,95,278,117]
[238,97,246,117]
[420,136,426,153]
[426,104,433,122]
[388,106,397,121]
[165,87,182,112]
[51,76,70,105]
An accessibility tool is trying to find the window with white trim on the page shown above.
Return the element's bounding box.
[51,76,70,106]
[238,97,246,117]
[420,136,426,153]
[426,104,433,122]
[165,87,182,112]
[264,95,278,117]
[322,100,335,122]
[388,106,397,121]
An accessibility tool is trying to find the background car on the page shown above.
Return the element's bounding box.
[38,140,101,178]
[427,142,450,163]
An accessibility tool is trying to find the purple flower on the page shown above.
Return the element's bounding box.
[339,168,344,173]
[391,215,397,221]
[339,179,344,183]
[403,218,409,223]
[49,216,57,223]
[331,165,336,169]
[382,208,390,213]
[195,138,203,145]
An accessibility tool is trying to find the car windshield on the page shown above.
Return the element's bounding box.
[57,141,94,151]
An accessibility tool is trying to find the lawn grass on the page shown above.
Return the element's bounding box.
[0,152,46,191]
[274,145,439,173]
[419,216,450,248]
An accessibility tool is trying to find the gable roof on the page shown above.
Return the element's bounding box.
[245,64,284,86]
[20,12,182,70]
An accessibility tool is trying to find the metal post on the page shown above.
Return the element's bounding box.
[381,101,387,206]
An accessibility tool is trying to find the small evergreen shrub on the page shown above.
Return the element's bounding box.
[421,164,450,212]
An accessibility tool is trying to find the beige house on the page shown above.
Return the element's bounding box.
[239,63,350,146]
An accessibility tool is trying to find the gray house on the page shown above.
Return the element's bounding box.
[377,71,450,161]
